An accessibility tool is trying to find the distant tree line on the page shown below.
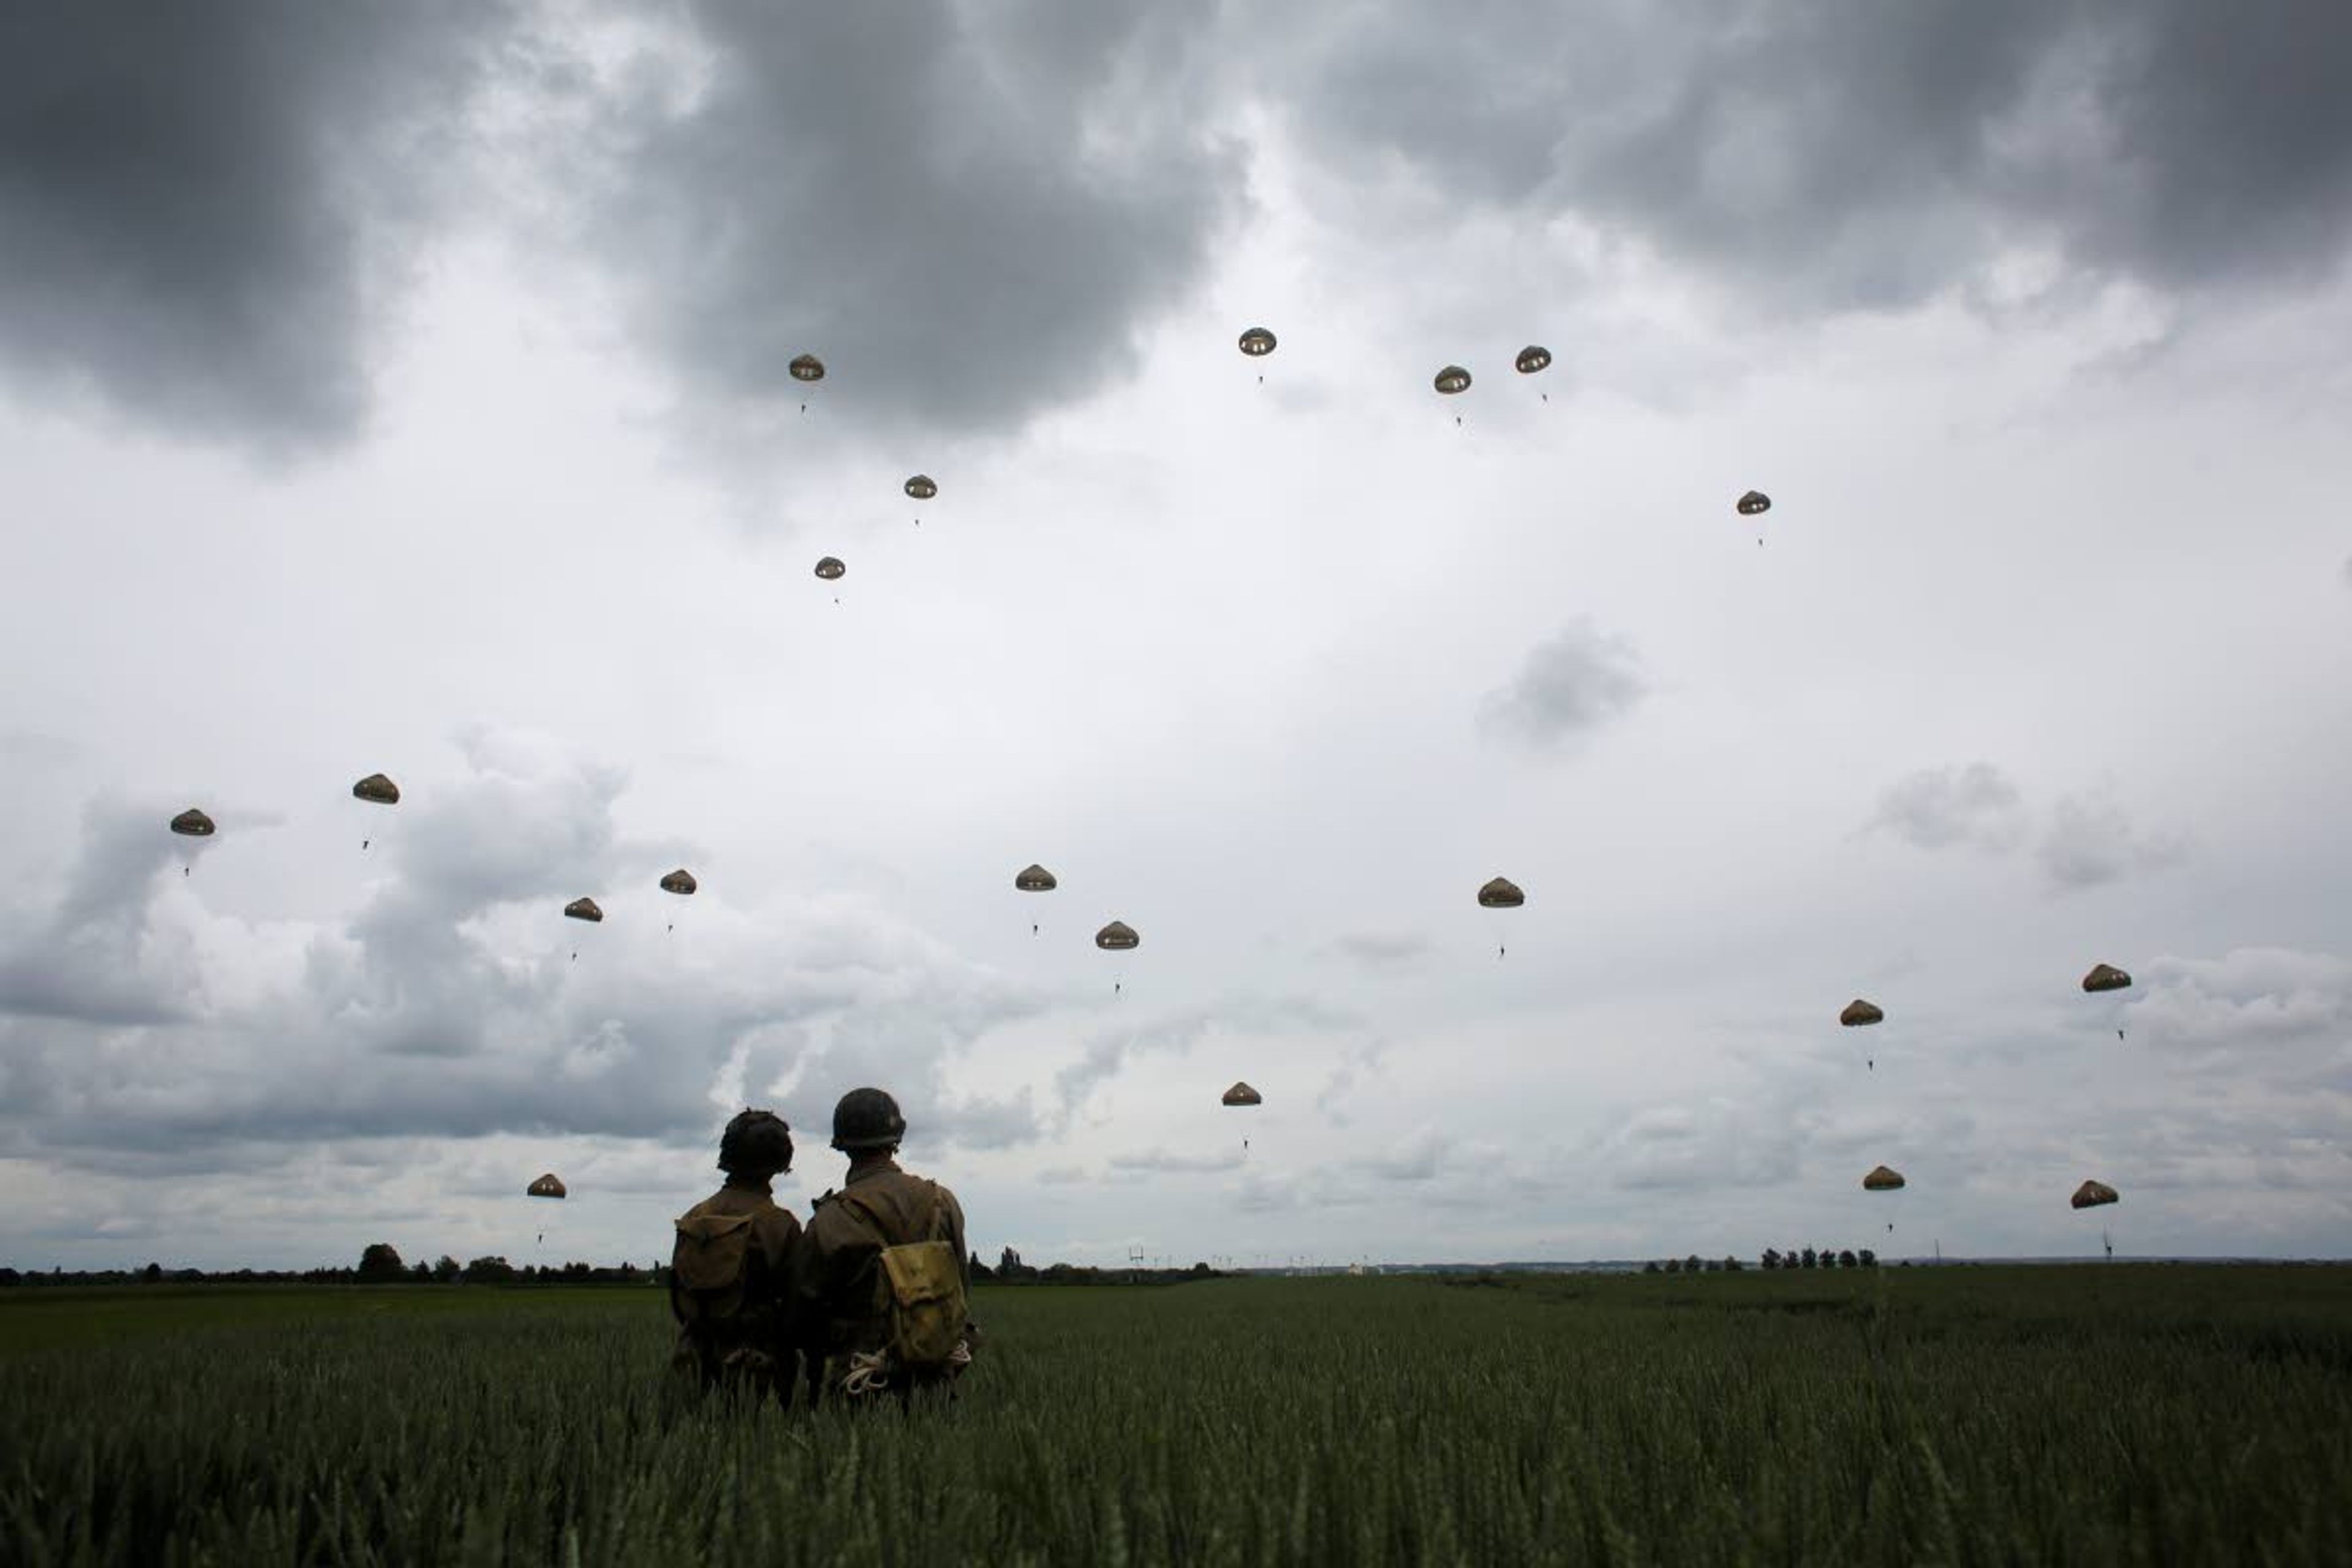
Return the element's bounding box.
[1,1243,1229,1290]
[975,1246,1224,1287]
[1640,1248,1879,1274]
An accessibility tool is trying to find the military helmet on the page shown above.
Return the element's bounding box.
[718,1108,794,1175]
[831,1087,907,1152]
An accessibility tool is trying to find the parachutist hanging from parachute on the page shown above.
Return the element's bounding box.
[1096,919,1138,995]
[1864,1163,1904,1234]
[1223,1081,1261,1156]
[565,897,602,960]
[815,555,845,606]
[2082,962,2132,1040]
[1515,344,1551,401]
[528,1172,565,1248]
[789,352,824,415]
[660,869,696,933]
[905,473,935,526]
[1434,364,1472,425]
[169,808,214,875]
[1015,864,1057,935]
[1738,489,1771,546]
[1477,876,1524,956]
[352,773,398,850]
[1238,326,1276,383]
[1841,998,1883,1069]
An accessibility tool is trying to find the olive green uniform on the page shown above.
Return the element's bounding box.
[670,1177,804,1401]
[791,1158,972,1397]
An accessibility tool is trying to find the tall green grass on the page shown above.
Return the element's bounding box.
[2,1268,2346,1565]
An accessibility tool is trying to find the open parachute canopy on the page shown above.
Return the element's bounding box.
[905,474,937,500]
[815,556,846,580]
[564,897,603,923]
[1863,1165,1907,1191]
[352,773,399,805]
[1237,326,1276,357]
[1737,490,1773,516]
[1222,1081,1262,1107]
[1477,876,1526,908]
[1514,345,1552,375]
[1015,864,1058,892]
[659,869,698,895]
[1095,920,1140,951]
[1840,998,1885,1027]
[2071,1179,2120,1209]
[169,808,216,837]
[1433,365,1472,395]
[2082,963,2133,993]
[527,1174,567,1199]
[788,353,826,383]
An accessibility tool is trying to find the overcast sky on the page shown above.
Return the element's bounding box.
[4,1,2349,1273]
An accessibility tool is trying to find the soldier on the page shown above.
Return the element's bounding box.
[669,1108,802,1404]
[793,1087,978,1405]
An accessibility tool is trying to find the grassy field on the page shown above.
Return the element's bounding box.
[2,1267,2348,1565]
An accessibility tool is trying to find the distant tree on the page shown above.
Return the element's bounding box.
[1662,1259,1682,1274]
[970,1251,993,1282]
[1723,1256,1743,1272]
[1702,1258,1722,1273]
[1193,1261,1212,1275]
[1643,1261,1660,1274]
[141,1262,162,1283]
[357,1243,405,1283]
[1685,1254,1702,1274]
[0,1268,21,1287]
[411,1261,431,1281]
[1858,1248,1877,1268]
[1839,1250,1858,1269]
[1800,1248,1818,1269]
[432,1256,461,1283]
[462,1256,516,1285]
[1761,1248,1781,1270]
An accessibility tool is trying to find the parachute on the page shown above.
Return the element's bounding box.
[1736,491,1772,516]
[528,1174,567,1199]
[1515,345,1552,401]
[1477,876,1524,957]
[2071,1179,2119,1210]
[1238,326,1276,383]
[905,475,937,500]
[565,898,604,922]
[1863,1165,1905,1191]
[1433,366,1472,394]
[788,353,824,414]
[1839,999,1884,1027]
[659,869,696,932]
[1476,876,1525,908]
[1016,864,1056,934]
[815,557,846,580]
[1096,919,1138,997]
[170,809,215,837]
[351,773,398,850]
[1222,1082,1262,1107]
[2082,963,2132,993]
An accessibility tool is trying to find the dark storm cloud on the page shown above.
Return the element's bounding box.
[1477,617,1648,749]
[2035,788,2190,891]
[0,2,522,453]
[1265,1,2352,307]
[1866,763,2030,853]
[571,0,1243,445]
